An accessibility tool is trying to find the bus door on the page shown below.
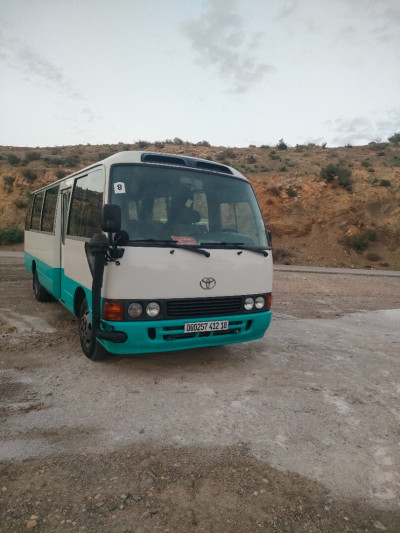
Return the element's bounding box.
[60,188,72,304]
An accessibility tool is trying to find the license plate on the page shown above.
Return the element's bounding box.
[184,320,229,333]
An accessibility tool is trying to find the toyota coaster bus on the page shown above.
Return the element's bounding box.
[24,151,273,360]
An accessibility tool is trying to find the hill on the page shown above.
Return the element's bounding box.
[1,140,399,269]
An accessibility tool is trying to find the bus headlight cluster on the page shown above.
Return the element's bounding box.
[128,301,160,319]
[244,295,266,311]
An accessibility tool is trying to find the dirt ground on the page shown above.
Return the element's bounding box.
[0,254,399,532]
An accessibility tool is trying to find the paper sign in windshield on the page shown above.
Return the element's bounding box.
[172,236,198,245]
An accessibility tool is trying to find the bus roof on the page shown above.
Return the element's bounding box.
[29,151,249,195]
[101,151,247,180]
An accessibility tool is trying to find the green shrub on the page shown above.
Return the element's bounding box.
[337,168,353,191]
[7,154,21,165]
[379,179,391,187]
[0,226,24,244]
[388,132,400,144]
[24,151,41,163]
[347,233,369,251]
[276,139,288,150]
[135,140,150,149]
[13,198,28,209]
[320,164,353,190]
[154,142,165,149]
[56,170,67,179]
[269,153,281,161]
[366,252,381,262]
[216,149,236,161]
[64,154,80,166]
[295,144,306,152]
[21,169,37,182]
[287,186,298,197]
[3,176,15,189]
[347,229,377,251]
[320,164,337,182]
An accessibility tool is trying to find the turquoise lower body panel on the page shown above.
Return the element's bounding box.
[24,252,61,299]
[59,268,88,315]
[99,311,272,355]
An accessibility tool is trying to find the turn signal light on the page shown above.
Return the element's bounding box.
[266,293,273,311]
[103,301,124,321]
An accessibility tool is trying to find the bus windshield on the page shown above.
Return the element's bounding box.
[110,164,268,248]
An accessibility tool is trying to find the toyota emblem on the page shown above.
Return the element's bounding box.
[200,277,216,290]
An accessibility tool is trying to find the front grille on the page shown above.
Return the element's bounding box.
[166,297,242,319]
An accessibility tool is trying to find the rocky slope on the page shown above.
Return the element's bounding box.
[1,141,399,269]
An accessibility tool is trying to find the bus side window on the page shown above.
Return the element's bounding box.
[61,189,71,243]
[31,192,45,230]
[68,169,104,238]
[25,195,34,230]
[41,186,59,232]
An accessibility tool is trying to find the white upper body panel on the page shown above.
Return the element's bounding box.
[102,246,272,300]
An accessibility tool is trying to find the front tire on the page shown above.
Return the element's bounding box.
[79,297,108,361]
[33,269,50,302]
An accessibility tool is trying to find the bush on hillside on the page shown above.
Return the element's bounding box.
[7,154,21,165]
[21,169,37,182]
[24,151,41,163]
[276,139,288,150]
[346,229,377,251]
[0,226,24,245]
[320,164,353,191]
[388,132,400,144]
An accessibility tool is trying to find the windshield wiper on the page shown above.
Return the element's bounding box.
[130,239,210,257]
[199,241,269,257]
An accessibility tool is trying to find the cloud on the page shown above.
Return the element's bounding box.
[327,109,400,145]
[0,30,84,101]
[181,0,275,94]
[350,0,400,44]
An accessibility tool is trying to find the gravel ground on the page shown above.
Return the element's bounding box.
[0,254,399,532]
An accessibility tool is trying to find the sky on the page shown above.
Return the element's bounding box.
[1,0,399,148]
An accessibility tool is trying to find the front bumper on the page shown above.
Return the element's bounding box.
[98,311,272,355]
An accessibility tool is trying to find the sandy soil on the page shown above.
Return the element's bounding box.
[0,254,399,532]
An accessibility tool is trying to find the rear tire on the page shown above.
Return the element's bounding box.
[79,297,108,361]
[33,269,50,302]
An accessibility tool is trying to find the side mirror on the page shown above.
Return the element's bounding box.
[102,204,121,233]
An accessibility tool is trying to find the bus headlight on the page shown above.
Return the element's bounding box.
[146,302,160,318]
[128,302,143,318]
[244,297,254,311]
[255,296,265,309]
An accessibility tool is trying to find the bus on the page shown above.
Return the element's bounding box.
[24,151,273,361]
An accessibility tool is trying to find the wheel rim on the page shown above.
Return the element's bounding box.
[80,308,92,349]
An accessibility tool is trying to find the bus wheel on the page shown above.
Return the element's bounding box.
[79,298,108,361]
[33,270,49,302]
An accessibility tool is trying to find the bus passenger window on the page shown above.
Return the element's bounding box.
[25,195,34,230]
[68,169,104,238]
[31,192,45,230]
[41,187,59,232]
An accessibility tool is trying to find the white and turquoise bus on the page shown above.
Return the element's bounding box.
[24,151,273,360]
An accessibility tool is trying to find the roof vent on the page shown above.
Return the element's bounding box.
[195,161,233,174]
[141,154,187,166]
